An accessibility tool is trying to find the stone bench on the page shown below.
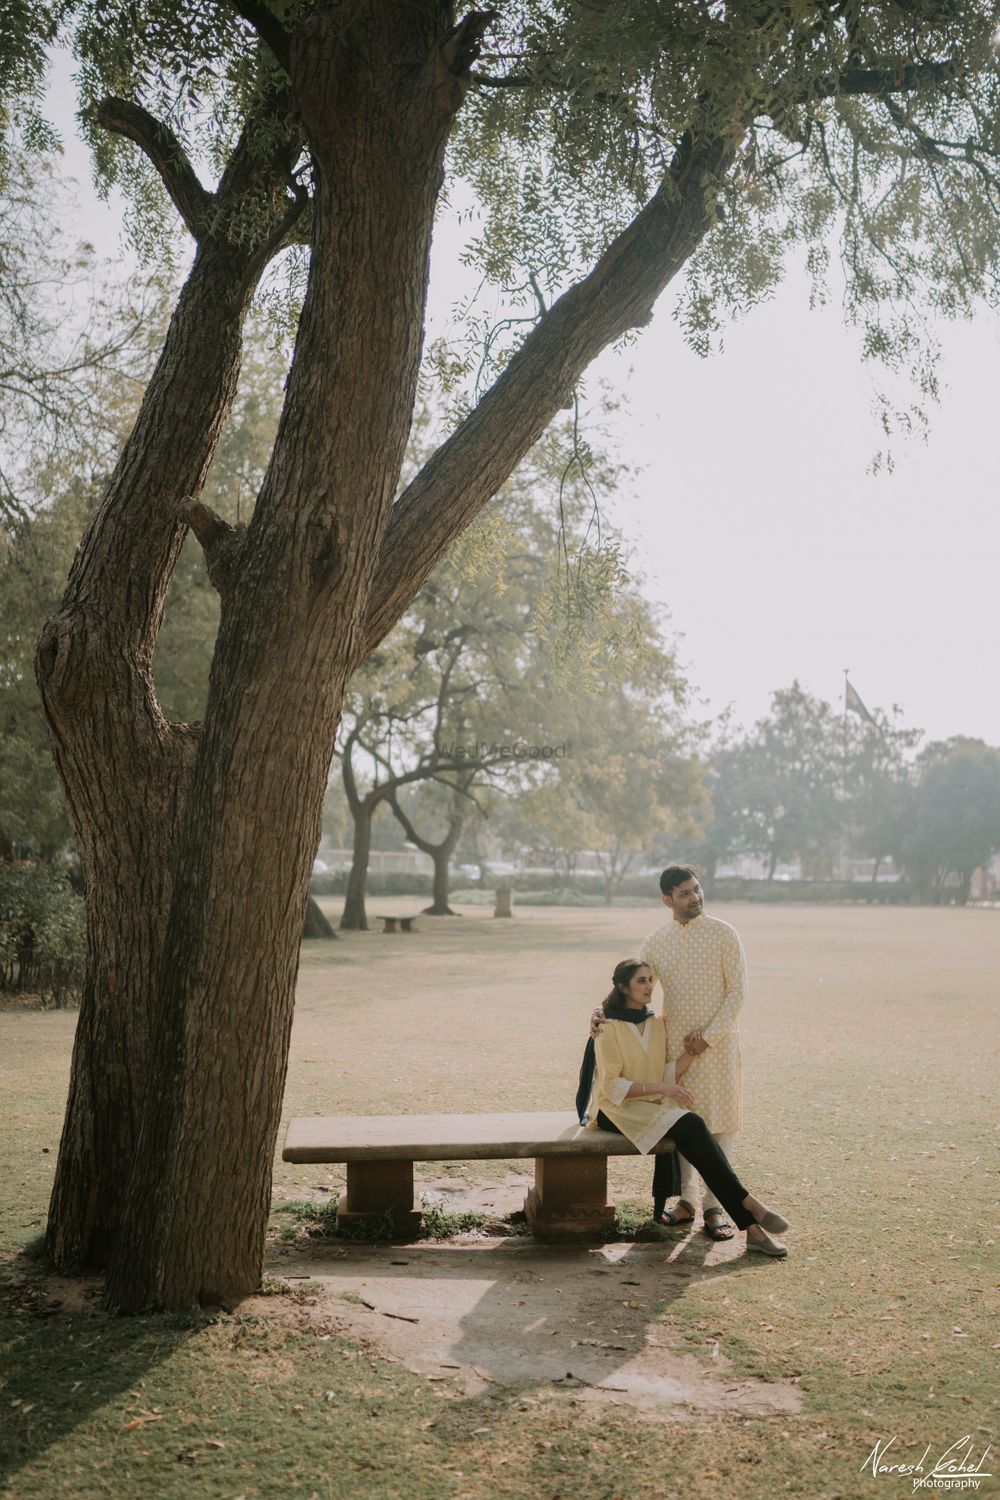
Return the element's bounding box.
[380,915,418,933]
[281,1111,675,1240]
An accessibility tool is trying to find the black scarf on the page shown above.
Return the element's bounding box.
[603,1004,656,1025]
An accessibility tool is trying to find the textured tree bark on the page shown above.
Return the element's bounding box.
[38,103,305,1269]
[39,246,256,1270]
[103,1,467,1311]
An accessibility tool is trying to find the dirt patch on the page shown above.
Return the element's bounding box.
[254,1228,801,1422]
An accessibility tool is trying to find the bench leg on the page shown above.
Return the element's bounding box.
[524,1155,615,1242]
[337,1160,422,1237]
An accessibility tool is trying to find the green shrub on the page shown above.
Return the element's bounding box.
[0,861,85,1007]
[418,1199,489,1238]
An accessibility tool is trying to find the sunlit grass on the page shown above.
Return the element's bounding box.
[2,903,998,1498]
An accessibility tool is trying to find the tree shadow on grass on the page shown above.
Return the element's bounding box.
[0,1265,198,1483]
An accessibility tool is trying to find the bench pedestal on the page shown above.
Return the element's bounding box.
[337,1159,422,1236]
[523,1155,614,1241]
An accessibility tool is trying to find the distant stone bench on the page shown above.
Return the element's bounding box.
[282,1111,676,1240]
[380,915,418,934]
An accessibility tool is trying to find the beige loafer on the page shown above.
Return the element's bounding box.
[759,1209,790,1234]
[746,1227,788,1258]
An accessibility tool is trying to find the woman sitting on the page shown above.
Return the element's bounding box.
[588,959,789,1257]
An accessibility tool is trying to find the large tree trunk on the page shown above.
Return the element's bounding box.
[102,5,463,1312]
[37,96,305,1270]
[40,246,257,1270]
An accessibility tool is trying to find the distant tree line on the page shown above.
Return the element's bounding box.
[669,684,1000,904]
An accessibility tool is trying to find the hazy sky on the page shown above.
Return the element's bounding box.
[44,54,1000,747]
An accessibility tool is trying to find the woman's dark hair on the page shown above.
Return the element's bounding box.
[602,958,650,1014]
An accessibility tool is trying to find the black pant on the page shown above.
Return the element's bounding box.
[598,1109,754,1229]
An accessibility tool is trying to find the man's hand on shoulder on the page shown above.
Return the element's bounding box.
[589,1007,605,1039]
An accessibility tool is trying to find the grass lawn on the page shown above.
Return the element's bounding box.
[2,902,998,1499]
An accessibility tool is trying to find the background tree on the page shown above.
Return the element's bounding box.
[337,641,491,931]
[697,683,843,878]
[0,149,153,520]
[557,670,703,905]
[337,420,636,927]
[843,705,922,880]
[0,217,164,855]
[21,1,1000,1310]
[483,583,702,902]
[896,737,1000,903]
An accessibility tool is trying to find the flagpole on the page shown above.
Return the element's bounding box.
[839,666,851,876]
[842,668,849,786]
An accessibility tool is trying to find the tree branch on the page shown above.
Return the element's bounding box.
[475,59,962,106]
[359,133,735,658]
[179,498,246,596]
[386,788,431,854]
[92,98,212,239]
[441,10,497,77]
[224,0,293,75]
[818,60,963,102]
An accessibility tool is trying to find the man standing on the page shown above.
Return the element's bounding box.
[640,864,747,1240]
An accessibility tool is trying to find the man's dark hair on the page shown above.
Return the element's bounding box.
[659,863,700,896]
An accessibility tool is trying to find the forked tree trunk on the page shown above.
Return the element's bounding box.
[102,6,466,1311]
[38,96,305,1268]
[40,246,257,1269]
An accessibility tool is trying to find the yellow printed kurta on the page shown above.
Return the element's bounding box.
[587,1015,688,1155]
[640,914,745,1134]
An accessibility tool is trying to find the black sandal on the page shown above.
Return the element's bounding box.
[703,1207,735,1241]
[654,1198,696,1227]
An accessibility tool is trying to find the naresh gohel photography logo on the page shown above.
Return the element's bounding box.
[435,740,569,761]
[861,1434,993,1492]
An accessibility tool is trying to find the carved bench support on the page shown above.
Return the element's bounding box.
[524,1154,614,1241]
[337,1158,423,1236]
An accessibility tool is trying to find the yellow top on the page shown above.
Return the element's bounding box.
[640,913,745,1134]
[587,1014,688,1155]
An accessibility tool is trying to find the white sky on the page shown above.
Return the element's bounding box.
[44,53,1000,747]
